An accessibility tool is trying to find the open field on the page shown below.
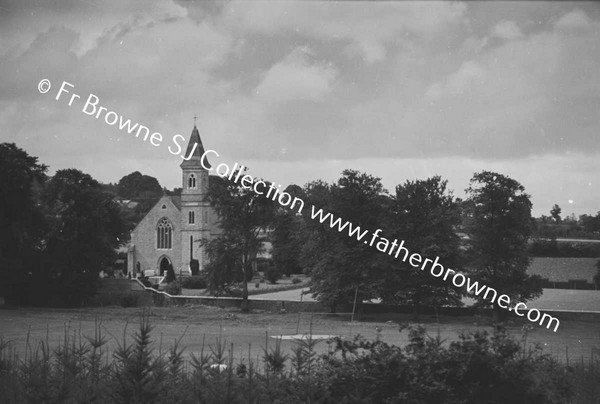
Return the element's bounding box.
[529,257,599,283]
[1,305,598,365]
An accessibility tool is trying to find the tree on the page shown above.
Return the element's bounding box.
[463,171,542,321]
[43,169,128,305]
[0,143,47,303]
[381,176,463,316]
[580,212,600,234]
[550,204,562,223]
[302,170,388,312]
[271,184,306,276]
[204,171,276,311]
[117,171,162,200]
[117,171,163,218]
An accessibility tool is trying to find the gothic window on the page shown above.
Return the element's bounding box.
[189,211,195,224]
[204,210,208,224]
[188,173,197,189]
[156,218,173,249]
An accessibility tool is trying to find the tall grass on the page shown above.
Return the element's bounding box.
[0,312,595,403]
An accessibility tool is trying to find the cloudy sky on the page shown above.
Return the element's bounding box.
[1,0,599,217]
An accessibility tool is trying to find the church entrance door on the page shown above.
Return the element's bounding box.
[159,257,171,276]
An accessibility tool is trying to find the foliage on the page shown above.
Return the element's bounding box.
[0,318,578,404]
[117,171,162,200]
[114,172,164,233]
[181,275,207,289]
[291,277,302,284]
[533,211,600,240]
[272,184,307,275]
[165,281,182,296]
[302,171,388,312]
[265,267,282,284]
[120,292,141,308]
[529,238,600,257]
[463,171,542,319]
[0,143,47,303]
[381,176,464,315]
[164,264,176,283]
[43,169,128,279]
[550,204,562,223]
[204,170,277,311]
[189,258,200,275]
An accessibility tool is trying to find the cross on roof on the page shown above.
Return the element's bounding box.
[193,114,197,126]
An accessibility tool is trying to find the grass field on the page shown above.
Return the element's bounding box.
[1,305,598,366]
[528,257,598,283]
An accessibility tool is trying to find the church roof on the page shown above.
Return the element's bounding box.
[180,125,211,169]
[168,195,182,210]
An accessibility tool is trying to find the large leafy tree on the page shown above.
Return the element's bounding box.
[271,184,306,276]
[43,169,127,281]
[0,143,47,302]
[302,170,388,312]
[463,171,542,320]
[204,171,277,311]
[117,171,162,200]
[117,171,163,221]
[381,176,463,314]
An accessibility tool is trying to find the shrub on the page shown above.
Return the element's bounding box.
[265,267,281,284]
[0,319,577,404]
[190,259,200,275]
[164,281,181,296]
[120,292,140,307]
[181,275,207,289]
[291,277,302,284]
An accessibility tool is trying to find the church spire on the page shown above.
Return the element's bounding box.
[180,124,211,168]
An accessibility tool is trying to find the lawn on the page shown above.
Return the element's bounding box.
[528,257,598,283]
[0,305,597,366]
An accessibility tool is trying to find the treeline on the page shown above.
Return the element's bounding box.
[0,143,180,306]
[4,141,583,312]
[534,205,600,240]
[207,168,543,318]
[529,238,600,258]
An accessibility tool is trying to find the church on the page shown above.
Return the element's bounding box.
[127,125,221,278]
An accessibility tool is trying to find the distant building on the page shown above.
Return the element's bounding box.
[127,126,221,277]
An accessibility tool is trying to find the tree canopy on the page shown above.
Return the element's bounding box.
[204,171,277,311]
[463,171,542,318]
[381,176,464,313]
[0,143,47,300]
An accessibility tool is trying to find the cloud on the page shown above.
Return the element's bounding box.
[2,1,600,217]
[254,47,337,103]
[555,8,592,29]
[226,1,468,63]
[424,61,486,101]
[491,20,523,40]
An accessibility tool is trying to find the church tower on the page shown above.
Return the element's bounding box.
[180,125,211,273]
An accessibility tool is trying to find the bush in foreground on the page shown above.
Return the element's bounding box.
[181,275,207,289]
[0,315,582,403]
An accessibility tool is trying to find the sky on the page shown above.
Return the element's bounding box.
[1,0,599,217]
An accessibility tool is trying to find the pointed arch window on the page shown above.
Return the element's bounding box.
[188,173,197,189]
[189,211,195,224]
[204,210,208,224]
[157,218,173,249]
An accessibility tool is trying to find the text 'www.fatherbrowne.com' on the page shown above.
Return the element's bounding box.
[309,206,560,333]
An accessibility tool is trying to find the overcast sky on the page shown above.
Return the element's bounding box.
[1,1,599,217]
